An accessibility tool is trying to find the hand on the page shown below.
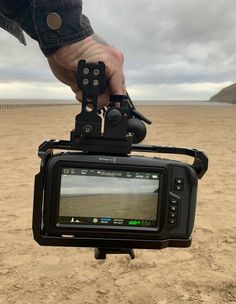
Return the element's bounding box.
[47,35,126,108]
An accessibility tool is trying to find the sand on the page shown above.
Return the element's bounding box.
[0,104,235,304]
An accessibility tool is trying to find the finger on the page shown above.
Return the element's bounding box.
[97,92,110,109]
[75,91,82,103]
[71,83,79,94]
[108,71,126,95]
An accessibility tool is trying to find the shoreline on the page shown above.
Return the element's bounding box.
[0,101,235,110]
[0,103,78,110]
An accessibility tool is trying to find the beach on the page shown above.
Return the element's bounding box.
[0,104,235,304]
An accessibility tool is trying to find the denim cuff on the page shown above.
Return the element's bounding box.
[0,12,26,45]
[30,0,93,56]
[15,0,93,56]
[41,15,94,56]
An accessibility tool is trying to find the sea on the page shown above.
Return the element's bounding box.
[0,99,233,108]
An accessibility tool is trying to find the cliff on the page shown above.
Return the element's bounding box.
[210,83,236,104]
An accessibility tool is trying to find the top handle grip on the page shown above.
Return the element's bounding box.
[77,60,107,113]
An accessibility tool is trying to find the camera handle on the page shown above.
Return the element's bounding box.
[70,60,152,154]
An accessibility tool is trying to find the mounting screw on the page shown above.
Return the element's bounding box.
[93,68,100,76]
[83,68,90,75]
[83,125,92,134]
[93,79,99,86]
[83,78,89,86]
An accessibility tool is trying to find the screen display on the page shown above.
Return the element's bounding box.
[58,168,160,228]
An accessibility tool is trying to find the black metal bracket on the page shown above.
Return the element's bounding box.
[94,248,135,260]
[131,144,208,179]
[37,140,208,179]
[69,60,153,154]
[70,60,133,154]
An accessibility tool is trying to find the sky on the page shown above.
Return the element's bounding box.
[0,0,235,100]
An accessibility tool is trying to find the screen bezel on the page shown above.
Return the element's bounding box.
[44,160,168,238]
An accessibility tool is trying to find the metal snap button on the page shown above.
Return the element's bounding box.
[46,12,62,30]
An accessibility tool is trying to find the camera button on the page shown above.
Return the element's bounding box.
[174,185,184,191]
[169,212,177,219]
[170,205,178,212]
[169,219,177,225]
[175,178,184,185]
[170,198,179,205]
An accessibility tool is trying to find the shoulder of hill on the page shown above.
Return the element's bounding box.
[210,83,236,104]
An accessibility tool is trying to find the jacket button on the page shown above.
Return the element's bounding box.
[46,12,62,30]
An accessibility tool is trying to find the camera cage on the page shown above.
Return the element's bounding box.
[33,60,208,259]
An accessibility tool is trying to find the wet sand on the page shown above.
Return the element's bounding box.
[0,105,235,304]
[60,193,157,220]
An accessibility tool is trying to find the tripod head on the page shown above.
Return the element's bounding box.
[70,60,152,154]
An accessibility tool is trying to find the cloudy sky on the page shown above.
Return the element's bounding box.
[0,0,236,100]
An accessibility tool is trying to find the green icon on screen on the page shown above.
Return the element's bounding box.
[128,220,141,226]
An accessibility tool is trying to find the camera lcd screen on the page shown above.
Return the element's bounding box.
[58,168,160,228]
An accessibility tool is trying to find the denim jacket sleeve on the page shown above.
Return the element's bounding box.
[0,0,94,56]
[0,11,26,45]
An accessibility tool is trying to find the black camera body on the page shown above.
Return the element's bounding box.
[33,60,208,259]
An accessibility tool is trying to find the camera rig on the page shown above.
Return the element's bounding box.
[33,60,208,259]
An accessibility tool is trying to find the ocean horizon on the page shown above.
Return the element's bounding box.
[0,98,233,107]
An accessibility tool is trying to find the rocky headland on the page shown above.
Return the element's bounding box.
[210,83,236,104]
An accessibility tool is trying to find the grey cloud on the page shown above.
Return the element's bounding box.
[0,32,55,83]
[0,66,54,83]
[0,0,236,88]
[84,0,236,86]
